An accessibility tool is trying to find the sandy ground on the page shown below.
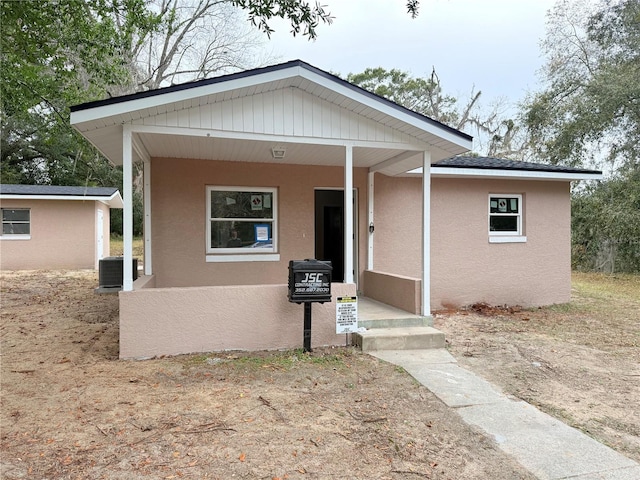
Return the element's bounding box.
[1,270,535,480]
[434,273,640,464]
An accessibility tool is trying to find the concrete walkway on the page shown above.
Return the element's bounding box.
[371,349,640,480]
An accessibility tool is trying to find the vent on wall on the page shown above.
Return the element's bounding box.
[98,257,138,290]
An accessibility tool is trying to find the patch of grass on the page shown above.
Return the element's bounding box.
[572,271,640,302]
[235,348,352,369]
[180,354,211,367]
[394,365,408,375]
[110,235,144,258]
[544,302,582,314]
[180,347,356,372]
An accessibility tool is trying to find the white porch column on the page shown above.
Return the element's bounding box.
[421,151,431,316]
[367,171,374,270]
[344,145,354,284]
[143,159,152,275]
[122,126,134,291]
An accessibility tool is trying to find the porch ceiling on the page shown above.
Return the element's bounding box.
[135,133,421,170]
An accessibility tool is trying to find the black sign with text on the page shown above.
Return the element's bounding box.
[288,259,332,303]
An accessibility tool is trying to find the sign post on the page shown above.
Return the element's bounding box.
[287,259,332,352]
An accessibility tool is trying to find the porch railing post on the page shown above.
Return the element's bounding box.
[123,126,133,292]
[344,145,354,284]
[422,150,431,316]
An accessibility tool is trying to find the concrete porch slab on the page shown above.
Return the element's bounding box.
[357,297,432,328]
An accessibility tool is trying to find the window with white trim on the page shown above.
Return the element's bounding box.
[488,194,526,242]
[1,208,30,238]
[206,187,276,254]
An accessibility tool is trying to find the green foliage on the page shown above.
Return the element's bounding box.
[524,0,640,169]
[110,188,145,236]
[231,0,334,39]
[230,0,421,39]
[0,0,146,186]
[571,169,640,273]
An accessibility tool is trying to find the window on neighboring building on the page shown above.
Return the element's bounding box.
[1,208,30,237]
[206,187,276,254]
[488,194,526,242]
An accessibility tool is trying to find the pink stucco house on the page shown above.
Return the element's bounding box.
[70,60,601,359]
[0,184,123,270]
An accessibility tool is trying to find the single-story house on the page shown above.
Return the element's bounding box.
[69,60,602,359]
[0,184,123,270]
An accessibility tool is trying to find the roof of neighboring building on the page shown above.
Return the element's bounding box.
[0,185,123,208]
[433,156,602,175]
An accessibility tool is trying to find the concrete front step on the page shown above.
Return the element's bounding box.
[358,316,433,329]
[353,326,445,352]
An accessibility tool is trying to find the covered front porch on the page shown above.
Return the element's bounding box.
[70,60,472,358]
[120,274,428,359]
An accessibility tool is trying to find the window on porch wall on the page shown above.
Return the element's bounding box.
[206,186,277,254]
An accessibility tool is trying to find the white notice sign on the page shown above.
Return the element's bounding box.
[336,296,358,334]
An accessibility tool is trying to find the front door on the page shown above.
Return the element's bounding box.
[314,189,357,284]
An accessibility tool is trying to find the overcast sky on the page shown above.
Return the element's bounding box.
[267,0,557,111]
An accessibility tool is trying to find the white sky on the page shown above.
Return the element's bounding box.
[266,0,557,111]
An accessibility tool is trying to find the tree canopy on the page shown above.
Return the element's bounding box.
[0,0,336,186]
[524,0,640,171]
[1,0,141,185]
[346,67,524,158]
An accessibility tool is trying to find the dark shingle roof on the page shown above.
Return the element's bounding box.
[432,156,601,175]
[0,184,120,197]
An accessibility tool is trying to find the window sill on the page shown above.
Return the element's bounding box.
[0,235,31,241]
[489,236,527,244]
[206,254,280,263]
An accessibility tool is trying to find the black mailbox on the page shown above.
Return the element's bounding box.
[288,259,332,304]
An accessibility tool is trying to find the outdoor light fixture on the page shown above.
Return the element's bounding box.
[271,147,286,159]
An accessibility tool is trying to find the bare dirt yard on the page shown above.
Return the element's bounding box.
[434,272,640,464]
[1,270,534,479]
[1,270,637,479]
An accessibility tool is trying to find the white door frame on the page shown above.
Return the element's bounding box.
[314,187,358,287]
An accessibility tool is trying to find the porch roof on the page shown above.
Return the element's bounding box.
[0,184,123,208]
[70,60,472,175]
[406,156,603,182]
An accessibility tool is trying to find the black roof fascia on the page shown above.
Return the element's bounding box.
[70,60,472,143]
[432,156,602,175]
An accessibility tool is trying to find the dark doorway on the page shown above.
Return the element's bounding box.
[315,189,357,283]
[323,205,344,282]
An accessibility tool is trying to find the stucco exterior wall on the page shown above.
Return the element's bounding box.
[0,199,106,270]
[373,174,572,308]
[362,270,421,314]
[119,282,356,359]
[150,157,368,289]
